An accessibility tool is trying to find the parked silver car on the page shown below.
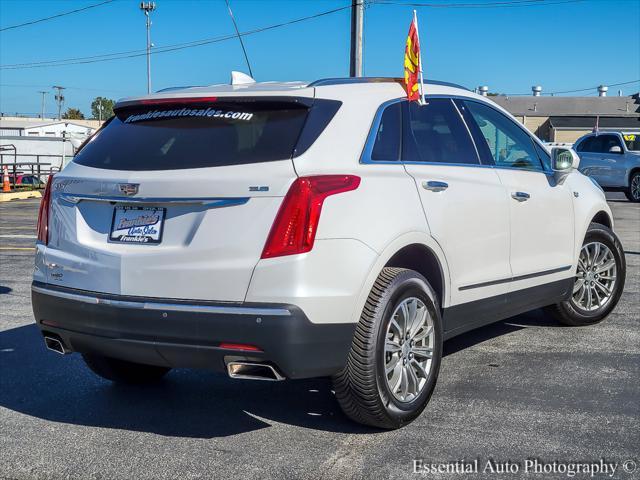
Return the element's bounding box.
[574,131,640,202]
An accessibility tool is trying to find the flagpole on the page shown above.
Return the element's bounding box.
[413,10,426,105]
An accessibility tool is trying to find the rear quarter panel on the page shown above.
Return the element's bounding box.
[288,83,454,322]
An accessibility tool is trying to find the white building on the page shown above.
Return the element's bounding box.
[0,117,98,137]
[0,117,98,172]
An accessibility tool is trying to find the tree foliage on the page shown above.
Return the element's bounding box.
[91,96,115,120]
[63,107,85,119]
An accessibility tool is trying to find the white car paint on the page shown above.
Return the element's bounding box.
[36,79,612,328]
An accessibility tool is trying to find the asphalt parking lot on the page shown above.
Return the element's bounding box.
[0,196,638,480]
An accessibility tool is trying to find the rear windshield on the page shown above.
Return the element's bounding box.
[73,100,309,170]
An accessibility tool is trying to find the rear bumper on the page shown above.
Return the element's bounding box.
[31,282,356,379]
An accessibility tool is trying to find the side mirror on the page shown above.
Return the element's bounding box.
[551,147,580,184]
[551,147,580,171]
[609,145,623,154]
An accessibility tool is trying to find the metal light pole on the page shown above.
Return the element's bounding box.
[38,91,47,118]
[98,99,104,124]
[349,0,364,77]
[140,2,156,94]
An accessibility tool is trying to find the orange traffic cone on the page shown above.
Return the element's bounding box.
[2,166,10,193]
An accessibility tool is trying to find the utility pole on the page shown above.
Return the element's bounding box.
[140,2,156,94]
[52,86,65,120]
[38,91,47,119]
[349,0,364,77]
[98,98,104,124]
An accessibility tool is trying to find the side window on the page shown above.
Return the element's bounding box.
[581,135,622,154]
[402,98,479,165]
[371,102,402,161]
[463,100,544,171]
[576,138,589,152]
[533,142,551,171]
[599,134,623,153]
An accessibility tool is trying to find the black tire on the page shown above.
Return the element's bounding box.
[82,353,170,384]
[332,267,443,429]
[546,223,626,326]
[624,171,640,202]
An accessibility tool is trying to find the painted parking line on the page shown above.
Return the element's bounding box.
[0,247,35,251]
[0,234,37,239]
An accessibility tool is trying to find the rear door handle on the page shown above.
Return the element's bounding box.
[511,191,530,202]
[422,181,448,192]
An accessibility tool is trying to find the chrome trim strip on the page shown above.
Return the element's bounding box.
[31,285,292,316]
[458,265,573,291]
[58,194,250,208]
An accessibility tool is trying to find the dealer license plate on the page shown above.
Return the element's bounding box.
[109,206,166,244]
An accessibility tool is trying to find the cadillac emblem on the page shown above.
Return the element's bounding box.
[118,183,139,196]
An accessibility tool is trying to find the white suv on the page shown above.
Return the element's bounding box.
[32,78,626,429]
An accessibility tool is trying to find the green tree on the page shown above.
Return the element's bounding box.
[63,107,85,120]
[91,96,115,121]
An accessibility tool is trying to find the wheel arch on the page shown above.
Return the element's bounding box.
[349,233,451,324]
[628,166,640,190]
[591,210,613,229]
[567,173,615,265]
[384,244,445,311]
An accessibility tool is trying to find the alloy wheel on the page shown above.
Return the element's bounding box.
[572,242,617,312]
[384,297,434,403]
[631,174,640,201]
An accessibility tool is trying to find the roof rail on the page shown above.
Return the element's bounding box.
[308,77,469,91]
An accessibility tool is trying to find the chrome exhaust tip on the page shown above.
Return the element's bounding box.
[44,336,68,355]
[226,361,285,381]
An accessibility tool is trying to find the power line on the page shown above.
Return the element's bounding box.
[0,5,352,70]
[502,79,640,96]
[0,0,114,33]
[372,0,585,8]
[546,79,640,96]
[0,83,128,94]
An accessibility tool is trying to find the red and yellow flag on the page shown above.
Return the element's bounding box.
[404,17,421,102]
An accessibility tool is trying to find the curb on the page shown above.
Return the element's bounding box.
[0,191,42,202]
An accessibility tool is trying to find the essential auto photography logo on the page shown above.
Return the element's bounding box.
[412,458,637,477]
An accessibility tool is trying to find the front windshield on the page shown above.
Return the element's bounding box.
[623,133,640,151]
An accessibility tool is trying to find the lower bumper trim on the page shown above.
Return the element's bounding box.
[31,282,356,379]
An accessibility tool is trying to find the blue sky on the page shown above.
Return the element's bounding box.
[1,0,639,117]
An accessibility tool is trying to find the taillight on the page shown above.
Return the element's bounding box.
[37,175,54,245]
[131,97,218,106]
[261,175,360,259]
